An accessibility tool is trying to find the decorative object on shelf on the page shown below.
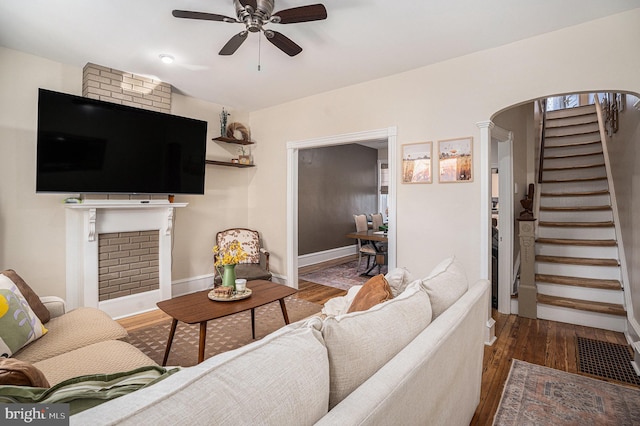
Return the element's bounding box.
[238,145,252,165]
[226,122,251,141]
[401,142,432,184]
[438,137,473,183]
[219,108,230,137]
[518,183,535,220]
[213,240,248,289]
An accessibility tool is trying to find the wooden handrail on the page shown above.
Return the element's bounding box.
[537,99,547,184]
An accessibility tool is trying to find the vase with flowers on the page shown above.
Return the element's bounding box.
[212,240,248,290]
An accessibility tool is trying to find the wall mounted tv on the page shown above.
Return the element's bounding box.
[36,88,207,195]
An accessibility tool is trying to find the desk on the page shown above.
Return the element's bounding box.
[345,230,388,276]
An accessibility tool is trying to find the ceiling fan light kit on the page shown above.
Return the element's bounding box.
[172,0,327,57]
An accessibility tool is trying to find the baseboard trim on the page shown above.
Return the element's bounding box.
[298,245,357,268]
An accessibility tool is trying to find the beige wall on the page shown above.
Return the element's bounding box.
[607,93,640,334]
[1,9,639,319]
[247,9,640,283]
[0,47,252,296]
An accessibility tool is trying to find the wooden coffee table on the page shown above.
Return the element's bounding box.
[157,279,297,365]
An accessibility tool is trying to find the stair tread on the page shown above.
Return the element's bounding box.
[545,129,600,137]
[540,176,607,183]
[544,151,603,160]
[537,294,626,316]
[536,238,616,246]
[538,221,614,227]
[546,106,597,119]
[536,254,619,266]
[540,189,609,197]
[536,274,621,290]
[543,163,605,171]
[539,205,611,211]
[544,140,601,149]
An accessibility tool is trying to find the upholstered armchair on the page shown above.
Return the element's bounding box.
[214,228,272,283]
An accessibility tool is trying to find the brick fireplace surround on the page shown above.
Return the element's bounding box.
[64,63,186,318]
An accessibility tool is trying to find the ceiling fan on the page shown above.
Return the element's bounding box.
[172,0,327,57]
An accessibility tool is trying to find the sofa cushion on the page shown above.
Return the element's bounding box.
[71,324,330,425]
[421,256,469,319]
[347,274,392,313]
[1,270,50,324]
[0,274,48,357]
[13,307,128,364]
[0,365,175,416]
[33,340,158,386]
[384,267,415,297]
[0,357,50,388]
[315,282,432,409]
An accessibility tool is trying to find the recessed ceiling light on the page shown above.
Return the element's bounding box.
[159,54,174,64]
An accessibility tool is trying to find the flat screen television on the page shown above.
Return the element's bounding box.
[36,88,207,195]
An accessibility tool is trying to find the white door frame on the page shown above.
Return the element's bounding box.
[495,127,514,314]
[286,127,398,288]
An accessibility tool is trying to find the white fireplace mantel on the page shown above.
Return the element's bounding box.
[65,201,187,318]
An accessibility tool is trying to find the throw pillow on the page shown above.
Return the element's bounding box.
[1,270,50,324]
[320,282,432,409]
[421,256,469,319]
[347,274,392,313]
[0,358,50,388]
[384,267,415,297]
[0,274,48,357]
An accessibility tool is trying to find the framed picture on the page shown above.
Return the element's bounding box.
[402,142,432,184]
[438,137,473,183]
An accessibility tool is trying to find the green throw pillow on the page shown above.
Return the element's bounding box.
[0,365,179,415]
[0,274,48,357]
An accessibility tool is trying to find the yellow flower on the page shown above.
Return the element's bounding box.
[212,240,248,266]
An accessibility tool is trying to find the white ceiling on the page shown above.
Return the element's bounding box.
[1,0,639,112]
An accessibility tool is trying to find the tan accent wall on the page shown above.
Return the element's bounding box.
[82,63,171,113]
[98,231,159,301]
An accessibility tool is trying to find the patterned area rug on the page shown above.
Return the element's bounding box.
[493,359,640,425]
[126,296,321,367]
[299,260,380,290]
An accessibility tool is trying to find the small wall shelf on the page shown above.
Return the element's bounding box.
[212,137,254,145]
[205,160,254,168]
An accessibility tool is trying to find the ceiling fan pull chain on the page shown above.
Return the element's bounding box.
[258,33,262,71]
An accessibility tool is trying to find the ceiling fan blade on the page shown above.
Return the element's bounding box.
[219,32,249,55]
[239,0,258,11]
[272,4,327,24]
[172,10,236,22]
[265,31,302,57]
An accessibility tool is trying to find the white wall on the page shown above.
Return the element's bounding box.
[247,9,640,285]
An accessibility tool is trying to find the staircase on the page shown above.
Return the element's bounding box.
[535,104,626,332]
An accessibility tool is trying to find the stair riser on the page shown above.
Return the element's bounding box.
[540,180,608,193]
[535,263,620,280]
[536,244,619,259]
[538,210,613,222]
[544,132,601,149]
[544,144,603,158]
[539,194,611,208]
[537,283,624,304]
[547,106,596,119]
[543,154,604,169]
[537,226,616,240]
[537,304,626,332]
[546,123,600,137]
[542,167,606,182]
[546,115,597,128]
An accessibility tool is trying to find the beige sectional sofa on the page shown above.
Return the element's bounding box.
[13,300,158,386]
[0,269,158,387]
[72,257,490,425]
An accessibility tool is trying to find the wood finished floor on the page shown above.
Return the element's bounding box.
[117,277,629,425]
